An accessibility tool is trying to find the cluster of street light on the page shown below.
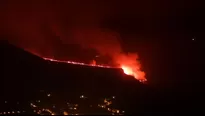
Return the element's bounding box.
[1,91,125,115]
[0,111,23,115]
[29,93,80,115]
[98,96,125,115]
[30,102,56,115]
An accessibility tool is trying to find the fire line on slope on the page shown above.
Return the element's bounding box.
[42,57,147,83]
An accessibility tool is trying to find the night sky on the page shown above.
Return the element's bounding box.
[0,0,202,87]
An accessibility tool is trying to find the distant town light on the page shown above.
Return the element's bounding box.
[80,95,86,98]
[75,104,78,107]
[112,96,115,99]
[112,110,116,113]
[104,99,107,103]
[63,111,68,115]
[117,110,120,113]
[47,94,51,97]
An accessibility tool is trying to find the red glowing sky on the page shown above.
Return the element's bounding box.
[0,0,198,85]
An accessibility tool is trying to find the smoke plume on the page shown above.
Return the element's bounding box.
[1,1,146,80]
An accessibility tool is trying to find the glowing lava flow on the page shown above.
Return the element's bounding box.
[43,57,112,68]
[121,65,147,82]
[121,66,134,76]
[42,57,147,83]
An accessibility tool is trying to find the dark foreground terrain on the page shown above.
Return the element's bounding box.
[0,40,203,114]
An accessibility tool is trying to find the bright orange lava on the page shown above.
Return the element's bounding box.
[42,57,147,83]
[121,65,146,82]
[121,66,134,76]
